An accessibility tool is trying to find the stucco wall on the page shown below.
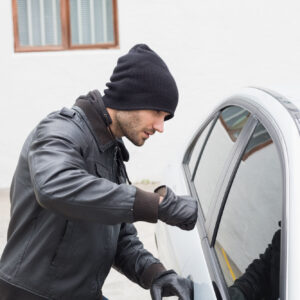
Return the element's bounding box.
[1,0,300,187]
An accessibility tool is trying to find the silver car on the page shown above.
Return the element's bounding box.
[155,87,300,299]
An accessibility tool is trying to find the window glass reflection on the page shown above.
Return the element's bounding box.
[214,123,282,299]
[193,106,250,218]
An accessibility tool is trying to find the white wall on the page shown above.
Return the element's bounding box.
[1,0,300,187]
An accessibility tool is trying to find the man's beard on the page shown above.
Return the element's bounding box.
[124,125,146,146]
[115,111,146,146]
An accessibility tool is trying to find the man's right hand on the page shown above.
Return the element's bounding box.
[154,186,198,230]
[150,270,193,300]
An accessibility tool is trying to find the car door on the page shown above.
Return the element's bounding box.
[183,105,251,299]
[184,102,285,299]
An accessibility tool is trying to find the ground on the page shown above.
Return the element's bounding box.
[0,184,158,300]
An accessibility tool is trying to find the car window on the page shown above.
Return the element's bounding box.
[214,122,282,295]
[193,106,250,218]
[188,119,214,174]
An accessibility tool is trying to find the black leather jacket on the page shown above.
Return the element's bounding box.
[0,101,163,299]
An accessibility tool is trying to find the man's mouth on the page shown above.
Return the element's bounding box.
[143,130,154,139]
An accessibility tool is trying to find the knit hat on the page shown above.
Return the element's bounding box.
[103,44,178,120]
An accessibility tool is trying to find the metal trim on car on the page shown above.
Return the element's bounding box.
[207,115,258,243]
[182,112,220,240]
[191,114,220,182]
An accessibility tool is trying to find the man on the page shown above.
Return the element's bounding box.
[0,44,198,300]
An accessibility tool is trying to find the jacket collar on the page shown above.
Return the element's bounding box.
[73,90,129,161]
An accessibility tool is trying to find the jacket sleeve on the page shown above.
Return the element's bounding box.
[28,115,158,224]
[113,223,166,289]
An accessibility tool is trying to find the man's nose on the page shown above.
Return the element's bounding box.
[153,119,164,133]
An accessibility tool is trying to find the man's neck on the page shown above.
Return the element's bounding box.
[106,107,123,138]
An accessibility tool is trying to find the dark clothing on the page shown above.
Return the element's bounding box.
[0,278,47,300]
[0,278,109,300]
[0,91,164,299]
[229,229,281,300]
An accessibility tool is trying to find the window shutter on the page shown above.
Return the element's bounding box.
[17,0,29,46]
[16,0,62,47]
[70,0,115,45]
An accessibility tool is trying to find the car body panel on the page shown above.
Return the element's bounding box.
[155,87,300,299]
[159,162,217,299]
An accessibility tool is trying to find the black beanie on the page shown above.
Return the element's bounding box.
[103,44,178,120]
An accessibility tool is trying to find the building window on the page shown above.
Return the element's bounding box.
[12,0,119,52]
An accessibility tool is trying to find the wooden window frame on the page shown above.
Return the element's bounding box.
[12,0,119,52]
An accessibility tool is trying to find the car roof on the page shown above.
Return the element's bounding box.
[224,86,300,137]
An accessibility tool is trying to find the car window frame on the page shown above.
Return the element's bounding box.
[183,105,254,241]
[182,111,220,239]
[207,115,258,243]
[183,96,287,300]
[183,105,256,299]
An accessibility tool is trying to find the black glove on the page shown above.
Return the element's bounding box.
[155,186,198,231]
[150,270,193,300]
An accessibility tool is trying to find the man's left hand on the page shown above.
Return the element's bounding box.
[150,270,193,300]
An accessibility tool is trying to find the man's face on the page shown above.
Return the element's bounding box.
[115,110,170,146]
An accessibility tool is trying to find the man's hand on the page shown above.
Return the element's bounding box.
[155,186,198,231]
[150,270,193,300]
